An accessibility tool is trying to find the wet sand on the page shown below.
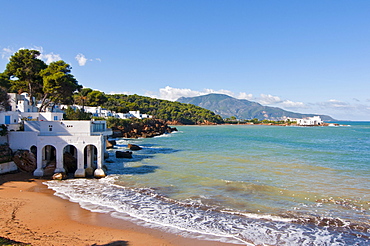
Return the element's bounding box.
[0,172,236,246]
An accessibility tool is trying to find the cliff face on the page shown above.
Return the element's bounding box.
[111,119,177,138]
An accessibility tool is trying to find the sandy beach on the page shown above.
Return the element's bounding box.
[0,172,235,246]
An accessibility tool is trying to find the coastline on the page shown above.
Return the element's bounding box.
[0,172,236,246]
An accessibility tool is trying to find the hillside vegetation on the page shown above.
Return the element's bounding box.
[104,94,224,124]
[73,89,224,125]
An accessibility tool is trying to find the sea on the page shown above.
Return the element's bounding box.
[46,122,370,245]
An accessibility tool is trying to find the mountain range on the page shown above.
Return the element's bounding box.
[177,94,335,121]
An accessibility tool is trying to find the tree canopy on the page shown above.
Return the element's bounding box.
[0,87,9,111]
[1,49,82,112]
[4,49,47,105]
[39,60,81,111]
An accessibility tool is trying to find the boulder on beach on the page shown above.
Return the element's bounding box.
[116,151,133,158]
[128,144,142,151]
[13,149,36,172]
[52,172,67,180]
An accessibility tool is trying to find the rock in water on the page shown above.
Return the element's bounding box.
[128,144,142,150]
[13,150,36,172]
[116,151,133,158]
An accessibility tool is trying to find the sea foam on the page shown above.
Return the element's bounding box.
[45,176,367,246]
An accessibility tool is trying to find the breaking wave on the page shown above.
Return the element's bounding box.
[45,176,369,245]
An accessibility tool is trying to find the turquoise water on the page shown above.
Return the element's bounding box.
[47,123,370,245]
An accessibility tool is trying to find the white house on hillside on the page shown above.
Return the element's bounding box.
[1,93,63,130]
[66,105,153,120]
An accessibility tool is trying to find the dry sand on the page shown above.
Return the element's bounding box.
[0,172,237,246]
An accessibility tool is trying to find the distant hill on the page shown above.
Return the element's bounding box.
[177,94,335,121]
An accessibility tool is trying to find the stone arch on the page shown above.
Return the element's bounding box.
[42,145,56,176]
[63,145,78,174]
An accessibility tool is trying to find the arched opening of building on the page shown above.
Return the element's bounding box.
[84,144,97,176]
[63,145,78,174]
[42,145,56,176]
[30,145,37,159]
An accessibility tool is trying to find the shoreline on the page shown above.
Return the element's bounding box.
[0,171,236,246]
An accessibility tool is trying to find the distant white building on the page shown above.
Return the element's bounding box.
[127,110,152,119]
[297,116,323,126]
[66,105,153,120]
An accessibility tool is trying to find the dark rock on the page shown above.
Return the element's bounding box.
[128,144,142,151]
[13,150,36,172]
[116,151,133,158]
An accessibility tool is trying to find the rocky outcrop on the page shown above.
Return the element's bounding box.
[13,150,36,172]
[111,119,177,138]
[198,120,217,125]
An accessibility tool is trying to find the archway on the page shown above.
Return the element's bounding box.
[30,145,37,159]
[63,145,78,174]
[84,145,97,176]
[42,145,56,176]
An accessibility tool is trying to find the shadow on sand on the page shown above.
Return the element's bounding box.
[0,171,36,187]
[91,241,129,246]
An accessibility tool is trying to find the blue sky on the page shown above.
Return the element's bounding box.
[1,1,370,120]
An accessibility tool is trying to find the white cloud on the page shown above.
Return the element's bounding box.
[156,86,203,101]
[257,94,282,105]
[1,47,14,59]
[279,100,306,108]
[319,99,352,109]
[39,52,62,64]
[237,92,254,100]
[1,46,62,64]
[75,53,88,66]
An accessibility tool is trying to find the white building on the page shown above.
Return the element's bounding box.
[1,93,112,178]
[297,116,323,126]
[7,120,111,178]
